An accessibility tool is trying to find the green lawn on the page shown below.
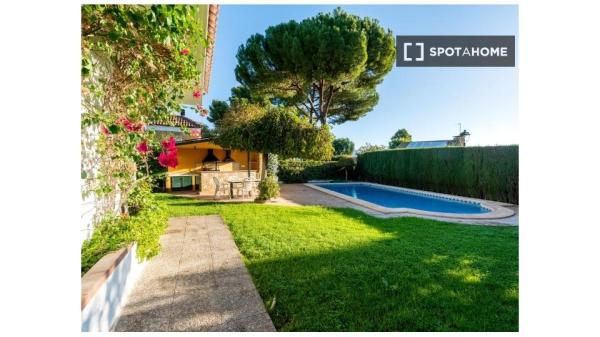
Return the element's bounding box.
[157,193,518,331]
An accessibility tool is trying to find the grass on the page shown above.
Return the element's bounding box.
[157,193,518,331]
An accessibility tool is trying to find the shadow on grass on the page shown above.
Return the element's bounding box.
[114,238,517,332]
[245,235,518,331]
[166,201,238,207]
[230,208,518,331]
[153,193,518,331]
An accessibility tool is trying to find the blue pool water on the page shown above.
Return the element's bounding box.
[313,183,490,214]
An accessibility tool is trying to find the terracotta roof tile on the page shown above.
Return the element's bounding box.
[150,115,204,129]
[203,5,219,93]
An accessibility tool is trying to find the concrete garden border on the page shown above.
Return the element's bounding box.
[81,243,145,332]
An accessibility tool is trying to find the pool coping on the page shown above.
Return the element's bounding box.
[304,182,515,220]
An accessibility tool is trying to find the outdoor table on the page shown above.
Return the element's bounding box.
[229,180,243,198]
[229,179,261,198]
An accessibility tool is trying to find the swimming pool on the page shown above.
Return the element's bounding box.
[306,182,514,219]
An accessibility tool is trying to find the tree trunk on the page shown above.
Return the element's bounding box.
[318,79,324,121]
[247,151,251,178]
[321,85,335,124]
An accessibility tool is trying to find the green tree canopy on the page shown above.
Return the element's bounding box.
[234,8,395,126]
[216,101,333,160]
[389,128,412,148]
[207,85,272,128]
[356,143,386,155]
[207,100,229,127]
[230,85,271,106]
[332,137,355,155]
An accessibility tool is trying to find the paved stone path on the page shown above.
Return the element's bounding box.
[113,216,275,332]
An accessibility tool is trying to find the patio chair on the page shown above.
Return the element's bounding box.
[212,176,229,199]
[242,177,257,198]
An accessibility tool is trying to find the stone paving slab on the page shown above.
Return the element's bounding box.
[112,216,275,332]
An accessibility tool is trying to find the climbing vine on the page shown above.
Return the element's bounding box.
[81,4,207,216]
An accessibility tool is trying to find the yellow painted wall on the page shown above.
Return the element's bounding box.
[168,141,260,174]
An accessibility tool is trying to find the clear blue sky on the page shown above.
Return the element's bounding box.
[196,4,518,147]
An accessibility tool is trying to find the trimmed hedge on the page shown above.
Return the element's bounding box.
[279,159,353,183]
[356,146,518,204]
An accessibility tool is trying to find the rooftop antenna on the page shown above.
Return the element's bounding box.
[458,123,462,135]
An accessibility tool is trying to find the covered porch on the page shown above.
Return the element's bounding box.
[165,138,263,195]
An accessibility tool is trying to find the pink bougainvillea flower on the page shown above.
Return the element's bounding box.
[195,104,209,117]
[100,124,110,135]
[158,150,178,168]
[117,117,144,132]
[180,48,190,56]
[158,136,178,168]
[158,152,171,167]
[136,140,149,154]
[161,136,177,151]
[193,90,201,99]
[190,128,201,138]
[122,119,133,130]
[126,121,144,132]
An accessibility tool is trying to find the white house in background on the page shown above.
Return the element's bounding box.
[147,108,206,142]
[401,130,471,149]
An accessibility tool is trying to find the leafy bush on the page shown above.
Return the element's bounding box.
[257,176,280,200]
[389,128,412,148]
[335,156,356,180]
[278,157,354,183]
[357,145,519,204]
[356,143,386,155]
[216,103,334,160]
[335,155,356,168]
[332,137,355,155]
[81,195,168,275]
[266,153,279,177]
[127,179,155,215]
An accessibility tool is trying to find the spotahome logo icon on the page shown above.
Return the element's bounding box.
[396,36,515,67]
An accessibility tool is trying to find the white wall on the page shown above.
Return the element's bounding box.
[81,244,145,332]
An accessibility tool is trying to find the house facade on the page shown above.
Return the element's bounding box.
[165,138,263,194]
[148,113,264,194]
[145,3,264,194]
[401,130,471,149]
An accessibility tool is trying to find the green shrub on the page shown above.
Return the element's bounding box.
[356,146,518,204]
[127,179,155,215]
[266,153,279,177]
[257,175,280,200]
[334,156,356,181]
[278,158,354,183]
[335,156,356,169]
[81,195,168,275]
